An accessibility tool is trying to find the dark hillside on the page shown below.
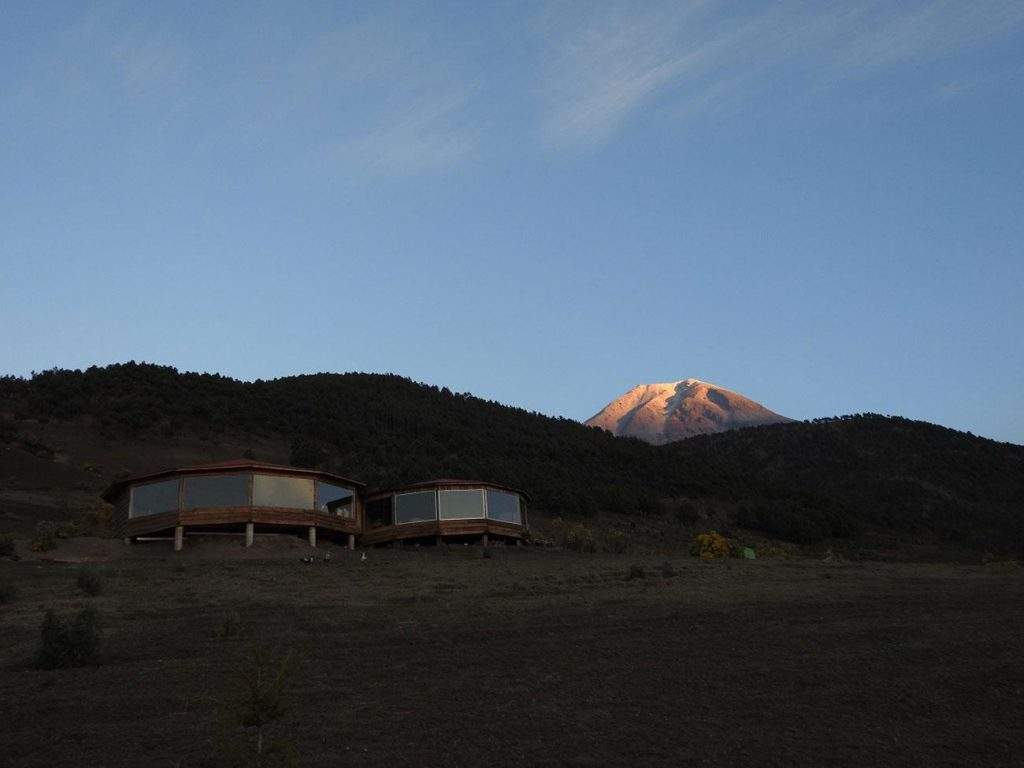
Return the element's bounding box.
[0,363,676,507]
[1,364,1021,553]
[667,417,1024,550]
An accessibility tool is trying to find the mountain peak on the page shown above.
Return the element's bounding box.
[586,378,792,444]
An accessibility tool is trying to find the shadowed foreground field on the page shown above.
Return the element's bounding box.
[1,544,1022,767]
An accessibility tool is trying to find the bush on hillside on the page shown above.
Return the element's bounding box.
[30,522,58,552]
[602,530,629,554]
[673,500,702,525]
[735,500,861,544]
[0,577,16,604]
[692,531,730,561]
[76,569,104,597]
[562,524,598,553]
[76,502,114,537]
[33,607,101,669]
[215,611,242,639]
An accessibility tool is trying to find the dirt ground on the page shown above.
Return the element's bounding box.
[1,540,1022,768]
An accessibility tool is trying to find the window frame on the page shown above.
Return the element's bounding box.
[181,472,253,511]
[438,488,487,521]
[485,489,522,525]
[252,473,316,510]
[365,495,394,528]
[316,480,356,519]
[393,489,438,525]
[129,478,181,519]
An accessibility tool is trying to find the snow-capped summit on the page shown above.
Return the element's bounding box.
[585,379,792,444]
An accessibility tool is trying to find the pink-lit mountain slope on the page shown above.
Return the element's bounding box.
[585,378,793,444]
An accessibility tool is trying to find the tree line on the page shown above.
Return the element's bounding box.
[1,363,1021,552]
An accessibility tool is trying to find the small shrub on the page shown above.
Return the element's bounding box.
[674,500,702,525]
[736,500,836,544]
[658,560,676,578]
[33,607,101,669]
[30,522,58,553]
[691,531,730,561]
[602,530,629,554]
[562,524,598,553]
[0,577,16,604]
[0,533,15,557]
[626,564,645,580]
[755,543,795,560]
[76,503,114,537]
[728,542,756,559]
[76,569,104,597]
[638,494,660,518]
[216,611,243,639]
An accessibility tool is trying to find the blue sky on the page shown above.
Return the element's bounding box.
[2,1,1022,443]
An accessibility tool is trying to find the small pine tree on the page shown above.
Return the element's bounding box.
[219,645,297,766]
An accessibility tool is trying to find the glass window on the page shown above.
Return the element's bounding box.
[439,489,485,520]
[486,490,521,524]
[253,474,314,509]
[317,481,355,519]
[366,497,392,528]
[182,474,250,509]
[130,479,179,518]
[394,490,436,524]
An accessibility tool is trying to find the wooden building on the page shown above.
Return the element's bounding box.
[102,459,529,550]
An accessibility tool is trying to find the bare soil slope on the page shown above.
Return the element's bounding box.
[1,548,1022,767]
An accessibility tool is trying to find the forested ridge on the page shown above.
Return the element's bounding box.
[1,363,1021,551]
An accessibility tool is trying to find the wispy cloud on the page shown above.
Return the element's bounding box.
[537,1,1024,150]
[833,1,1024,71]
[292,15,480,177]
[335,87,480,176]
[536,3,717,149]
[59,4,192,99]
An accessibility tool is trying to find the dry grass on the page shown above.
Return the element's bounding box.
[0,544,1022,767]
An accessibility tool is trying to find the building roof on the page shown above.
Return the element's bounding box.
[101,459,366,501]
[365,478,531,502]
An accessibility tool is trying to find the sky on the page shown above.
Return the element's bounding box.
[1,1,1023,444]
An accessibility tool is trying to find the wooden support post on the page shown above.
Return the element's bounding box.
[174,526,184,552]
[482,533,489,547]
[347,533,355,551]
[308,525,317,548]
[436,536,443,547]
[245,522,254,548]
[516,539,522,547]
